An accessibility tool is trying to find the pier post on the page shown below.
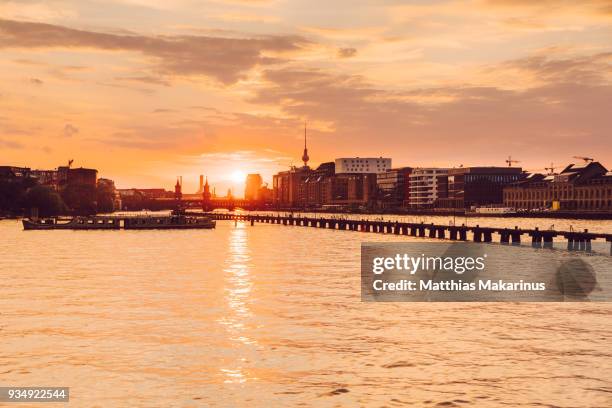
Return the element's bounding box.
[542,234,553,249]
[531,228,542,248]
[428,225,436,238]
[500,230,509,244]
[418,225,426,238]
[567,237,574,251]
[250,219,254,226]
[483,230,492,243]
[473,226,482,243]
[449,228,458,240]
[394,222,400,235]
[437,228,446,239]
[511,227,521,245]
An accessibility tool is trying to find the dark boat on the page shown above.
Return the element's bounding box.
[22,216,120,230]
[22,211,215,231]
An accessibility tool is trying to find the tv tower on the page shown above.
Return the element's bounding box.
[302,121,309,167]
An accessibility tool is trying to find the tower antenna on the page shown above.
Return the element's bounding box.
[301,121,309,167]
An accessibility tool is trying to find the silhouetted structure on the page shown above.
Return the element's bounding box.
[245,174,263,201]
[202,177,212,211]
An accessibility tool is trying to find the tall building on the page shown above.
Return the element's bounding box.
[174,178,182,201]
[273,126,313,207]
[408,168,449,208]
[202,177,212,211]
[245,174,263,201]
[439,167,523,208]
[377,167,412,209]
[504,162,612,211]
[335,157,391,174]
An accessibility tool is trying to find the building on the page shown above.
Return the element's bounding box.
[437,167,523,209]
[273,166,311,207]
[0,166,31,180]
[377,167,412,209]
[300,162,335,207]
[257,184,273,204]
[273,125,314,207]
[245,174,263,201]
[408,168,449,208]
[504,162,612,211]
[30,169,59,187]
[324,173,377,207]
[66,167,98,187]
[335,157,391,174]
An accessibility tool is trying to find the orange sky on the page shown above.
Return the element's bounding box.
[1,0,611,196]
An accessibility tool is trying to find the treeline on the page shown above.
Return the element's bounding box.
[0,179,116,216]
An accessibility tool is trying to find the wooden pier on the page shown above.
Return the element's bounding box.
[204,212,612,254]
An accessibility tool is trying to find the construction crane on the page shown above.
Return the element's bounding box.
[68,159,74,168]
[505,156,520,167]
[544,162,557,175]
[573,156,594,163]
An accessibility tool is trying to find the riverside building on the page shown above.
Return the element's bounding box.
[438,166,523,209]
[408,168,449,208]
[503,161,612,211]
[335,157,391,174]
[377,167,412,209]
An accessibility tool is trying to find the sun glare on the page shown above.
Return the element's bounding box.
[231,170,246,183]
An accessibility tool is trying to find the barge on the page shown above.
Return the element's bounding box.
[22,210,215,231]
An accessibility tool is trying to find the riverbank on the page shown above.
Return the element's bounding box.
[268,208,612,220]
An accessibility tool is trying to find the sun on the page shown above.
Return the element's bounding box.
[230,170,246,183]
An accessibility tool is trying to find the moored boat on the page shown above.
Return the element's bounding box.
[22,212,215,230]
[23,216,121,230]
[124,213,215,229]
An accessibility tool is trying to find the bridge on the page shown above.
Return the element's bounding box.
[142,197,268,211]
[202,212,612,254]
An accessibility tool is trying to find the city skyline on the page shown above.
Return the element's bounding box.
[1,1,611,193]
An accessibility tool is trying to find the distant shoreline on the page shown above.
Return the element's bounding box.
[255,208,612,220]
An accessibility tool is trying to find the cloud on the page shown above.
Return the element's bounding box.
[0,18,311,84]
[337,47,357,58]
[0,138,24,149]
[251,51,612,166]
[63,123,78,137]
[115,76,171,87]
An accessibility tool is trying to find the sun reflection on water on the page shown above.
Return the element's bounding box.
[219,222,256,383]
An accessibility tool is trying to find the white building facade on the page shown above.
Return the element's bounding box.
[408,168,449,207]
[335,157,391,174]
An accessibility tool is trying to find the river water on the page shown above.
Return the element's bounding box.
[0,217,610,407]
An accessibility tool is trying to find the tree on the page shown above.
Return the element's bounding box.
[0,177,37,215]
[23,185,66,216]
[61,183,97,215]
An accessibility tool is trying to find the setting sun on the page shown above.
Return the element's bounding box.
[230,170,246,183]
